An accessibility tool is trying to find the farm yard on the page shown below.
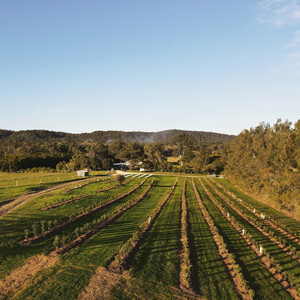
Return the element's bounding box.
[0,172,299,300]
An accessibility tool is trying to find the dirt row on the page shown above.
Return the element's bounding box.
[109,177,179,273]
[20,179,147,245]
[205,179,300,264]
[200,179,300,300]
[179,178,194,294]
[52,180,155,255]
[211,178,300,246]
[192,179,253,300]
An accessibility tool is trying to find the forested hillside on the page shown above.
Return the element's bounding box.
[224,119,299,217]
[0,129,234,145]
[0,129,232,173]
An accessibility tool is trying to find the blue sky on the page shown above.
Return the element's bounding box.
[0,0,299,135]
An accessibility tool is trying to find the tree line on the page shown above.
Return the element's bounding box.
[1,120,298,214]
[224,119,299,215]
[0,132,226,174]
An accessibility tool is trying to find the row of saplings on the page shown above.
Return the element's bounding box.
[22,176,131,241]
[23,216,108,248]
[229,214,300,292]
[53,179,154,251]
[23,202,108,241]
[249,218,299,258]
[210,182,300,258]
[213,180,300,240]
[179,179,193,291]
[203,182,300,294]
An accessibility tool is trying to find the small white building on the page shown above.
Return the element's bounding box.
[140,168,145,172]
[77,170,89,177]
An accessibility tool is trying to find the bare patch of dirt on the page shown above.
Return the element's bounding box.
[0,254,58,299]
[79,267,125,300]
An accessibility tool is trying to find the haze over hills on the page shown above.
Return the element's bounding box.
[0,129,235,145]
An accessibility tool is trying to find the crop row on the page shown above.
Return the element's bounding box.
[21,178,146,245]
[200,179,300,299]
[179,178,193,292]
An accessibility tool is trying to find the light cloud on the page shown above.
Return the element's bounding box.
[258,0,300,26]
[257,1,300,74]
[271,52,300,74]
[286,29,300,47]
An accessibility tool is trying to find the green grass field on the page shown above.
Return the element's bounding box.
[0,172,298,299]
[0,171,108,206]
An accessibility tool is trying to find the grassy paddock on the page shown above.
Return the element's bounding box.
[15,176,176,299]
[0,174,298,299]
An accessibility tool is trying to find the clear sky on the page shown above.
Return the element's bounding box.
[0,0,299,135]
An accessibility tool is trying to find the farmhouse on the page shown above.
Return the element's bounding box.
[112,162,130,171]
[77,170,89,177]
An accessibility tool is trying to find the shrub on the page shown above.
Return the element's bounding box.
[32,223,40,236]
[40,221,46,233]
[115,174,125,185]
[53,236,60,249]
[24,229,30,240]
[47,220,52,231]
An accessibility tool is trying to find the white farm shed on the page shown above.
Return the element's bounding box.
[77,170,89,177]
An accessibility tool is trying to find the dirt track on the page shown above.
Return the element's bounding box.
[0,177,105,218]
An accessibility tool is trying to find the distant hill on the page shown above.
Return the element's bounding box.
[0,129,235,145]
